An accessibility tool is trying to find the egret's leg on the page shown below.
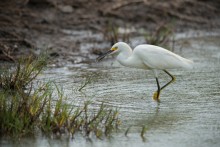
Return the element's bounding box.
[153,70,175,102]
[160,70,176,91]
[153,77,161,102]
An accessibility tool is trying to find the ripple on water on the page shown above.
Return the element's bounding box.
[2,34,220,147]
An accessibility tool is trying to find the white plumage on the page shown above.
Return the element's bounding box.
[97,42,193,102]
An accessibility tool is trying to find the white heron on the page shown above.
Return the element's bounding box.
[96,42,193,102]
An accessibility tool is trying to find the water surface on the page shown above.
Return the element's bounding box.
[1,32,220,147]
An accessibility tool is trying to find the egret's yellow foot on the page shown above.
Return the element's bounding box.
[173,76,176,82]
[153,91,160,102]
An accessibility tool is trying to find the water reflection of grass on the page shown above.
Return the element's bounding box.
[0,55,120,139]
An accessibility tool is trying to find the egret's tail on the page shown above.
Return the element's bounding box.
[182,58,193,69]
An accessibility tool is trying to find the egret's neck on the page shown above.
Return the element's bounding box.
[116,49,132,67]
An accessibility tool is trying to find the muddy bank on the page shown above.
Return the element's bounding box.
[0,0,220,63]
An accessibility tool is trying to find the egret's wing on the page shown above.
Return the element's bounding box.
[134,45,193,69]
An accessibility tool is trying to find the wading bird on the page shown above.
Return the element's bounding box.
[96,42,193,102]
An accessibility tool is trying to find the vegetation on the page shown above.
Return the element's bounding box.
[102,22,174,49]
[0,55,120,139]
[0,55,46,90]
[103,23,130,46]
[0,22,174,141]
[144,23,175,51]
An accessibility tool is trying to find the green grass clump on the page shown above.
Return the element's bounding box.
[0,55,47,90]
[0,55,120,139]
[0,83,51,136]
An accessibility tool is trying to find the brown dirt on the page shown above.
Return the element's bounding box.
[0,0,220,63]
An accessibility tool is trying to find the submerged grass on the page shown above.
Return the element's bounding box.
[0,55,120,139]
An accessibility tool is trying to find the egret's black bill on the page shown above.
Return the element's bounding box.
[96,50,113,62]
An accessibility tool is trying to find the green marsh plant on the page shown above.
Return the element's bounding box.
[0,55,120,139]
[0,55,47,91]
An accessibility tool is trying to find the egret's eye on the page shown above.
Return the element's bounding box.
[111,46,118,51]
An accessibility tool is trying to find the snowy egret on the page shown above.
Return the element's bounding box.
[97,42,193,102]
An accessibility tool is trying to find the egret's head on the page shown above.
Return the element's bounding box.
[96,42,130,62]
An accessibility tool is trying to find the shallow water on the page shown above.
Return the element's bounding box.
[1,32,220,147]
